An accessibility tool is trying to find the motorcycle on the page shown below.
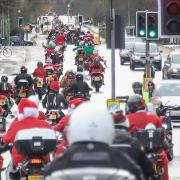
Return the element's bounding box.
[47,168,137,180]
[91,72,104,92]
[15,79,30,105]
[75,54,86,67]
[34,78,45,100]
[135,128,165,180]
[6,128,57,180]
[47,109,64,126]
[0,96,8,131]
[156,105,174,161]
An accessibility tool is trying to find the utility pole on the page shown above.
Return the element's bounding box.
[111,0,116,99]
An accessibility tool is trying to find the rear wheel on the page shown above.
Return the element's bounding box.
[95,85,100,92]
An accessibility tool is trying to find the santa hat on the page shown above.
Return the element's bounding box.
[68,98,84,114]
[18,98,39,120]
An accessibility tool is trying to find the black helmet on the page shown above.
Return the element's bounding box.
[93,58,100,67]
[127,95,145,113]
[77,65,83,72]
[37,61,43,67]
[76,73,83,82]
[1,76,8,82]
[20,65,27,73]
[132,82,143,89]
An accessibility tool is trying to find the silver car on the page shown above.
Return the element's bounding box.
[152,81,180,126]
[129,42,162,71]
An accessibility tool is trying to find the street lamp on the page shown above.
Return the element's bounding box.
[67,4,70,24]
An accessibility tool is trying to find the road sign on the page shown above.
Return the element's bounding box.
[143,77,153,90]
[107,99,120,110]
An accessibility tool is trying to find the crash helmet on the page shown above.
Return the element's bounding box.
[1,76,8,83]
[37,61,43,67]
[20,65,27,73]
[77,65,83,72]
[132,81,143,95]
[109,107,129,129]
[67,101,115,145]
[93,58,101,67]
[76,73,83,82]
[127,95,145,113]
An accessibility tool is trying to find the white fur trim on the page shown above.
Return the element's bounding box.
[28,95,39,107]
[18,107,38,120]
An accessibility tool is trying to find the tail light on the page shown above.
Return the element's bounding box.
[51,111,57,115]
[30,159,42,164]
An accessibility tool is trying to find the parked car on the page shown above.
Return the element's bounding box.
[10,36,34,46]
[119,42,134,65]
[129,42,162,71]
[125,36,143,43]
[152,81,180,126]
[82,20,93,26]
[162,51,180,79]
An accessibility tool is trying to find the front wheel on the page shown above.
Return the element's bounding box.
[3,48,12,57]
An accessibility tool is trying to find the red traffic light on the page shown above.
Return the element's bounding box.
[167,1,180,16]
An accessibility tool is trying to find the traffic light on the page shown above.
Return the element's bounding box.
[146,12,159,40]
[18,17,24,28]
[78,15,83,24]
[136,11,146,38]
[160,0,180,36]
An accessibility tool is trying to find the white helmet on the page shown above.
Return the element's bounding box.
[67,102,115,146]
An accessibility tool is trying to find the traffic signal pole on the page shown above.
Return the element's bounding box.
[111,0,116,99]
[145,40,152,78]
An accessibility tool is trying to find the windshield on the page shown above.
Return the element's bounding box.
[156,84,180,96]
[134,43,158,53]
[125,43,134,50]
[172,54,180,64]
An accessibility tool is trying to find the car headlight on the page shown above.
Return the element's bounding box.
[171,68,178,72]
[134,55,140,60]
[154,55,161,60]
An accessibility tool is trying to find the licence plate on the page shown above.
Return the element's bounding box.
[28,176,43,180]
[37,83,43,88]
[20,92,26,97]
[94,77,101,81]
[50,114,57,120]
[170,111,180,116]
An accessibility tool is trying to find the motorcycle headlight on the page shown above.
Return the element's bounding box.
[154,55,160,60]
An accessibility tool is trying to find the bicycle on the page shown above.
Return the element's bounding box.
[0,45,12,57]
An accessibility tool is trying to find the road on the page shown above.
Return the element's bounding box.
[0,29,180,179]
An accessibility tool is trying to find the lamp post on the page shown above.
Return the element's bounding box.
[67,4,70,24]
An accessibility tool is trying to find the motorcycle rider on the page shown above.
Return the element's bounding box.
[110,108,154,179]
[126,95,169,180]
[44,101,145,180]
[53,97,84,157]
[0,98,52,174]
[67,73,92,99]
[132,82,143,95]
[14,66,34,98]
[60,70,76,97]
[33,61,46,79]
[42,80,68,117]
[89,58,105,85]
[0,75,14,114]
